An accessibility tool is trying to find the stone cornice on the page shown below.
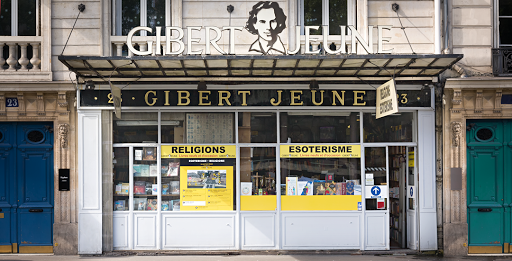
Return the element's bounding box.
[445,77,512,89]
[0,81,75,91]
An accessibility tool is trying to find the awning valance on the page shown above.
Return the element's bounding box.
[58,54,462,84]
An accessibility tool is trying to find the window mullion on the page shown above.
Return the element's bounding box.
[323,0,329,34]
[166,0,171,27]
[12,0,18,36]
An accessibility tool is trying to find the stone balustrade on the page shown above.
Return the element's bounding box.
[0,36,52,81]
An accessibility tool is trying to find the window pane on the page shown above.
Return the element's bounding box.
[161,112,185,143]
[113,112,158,143]
[122,0,140,36]
[329,0,347,35]
[500,1,512,16]
[365,147,387,210]
[133,147,158,211]
[113,147,129,211]
[147,0,166,30]
[185,113,235,143]
[280,112,360,143]
[0,0,12,36]
[304,0,323,35]
[18,0,36,36]
[363,112,413,142]
[500,18,512,45]
[238,112,277,143]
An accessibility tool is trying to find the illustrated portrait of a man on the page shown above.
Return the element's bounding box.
[246,1,287,55]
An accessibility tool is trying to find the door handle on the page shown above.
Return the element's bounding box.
[29,209,43,212]
[478,208,492,212]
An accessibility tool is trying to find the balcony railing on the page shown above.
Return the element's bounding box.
[0,36,51,81]
[492,47,512,76]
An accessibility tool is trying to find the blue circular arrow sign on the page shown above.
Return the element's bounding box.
[371,186,381,196]
[410,187,413,197]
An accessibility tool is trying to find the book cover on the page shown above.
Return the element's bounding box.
[161,201,170,211]
[171,200,180,211]
[161,164,169,175]
[335,183,343,195]
[133,164,142,177]
[325,182,336,195]
[346,180,355,195]
[146,199,158,211]
[134,181,145,194]
[114,200,125,211]
[170,181,180,195]
[145,182,152,194]
[313,181,326,195]
[140,165,150,177]
[121,183,129,195]
[241,182,252,196]
[162,184,169,195]
[286,177,298,195]
[134,198,146,210]
[298,181,313,195]
[152,184,158,195]
[135,149,143,161]
[115,184,122,195]
[143,147,156,160]
[149,164,158,177]
[167,162,179,177]
[354,185,362,195]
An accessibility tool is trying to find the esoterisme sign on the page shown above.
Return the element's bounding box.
[126,1,393,56]
[80,89,431,108]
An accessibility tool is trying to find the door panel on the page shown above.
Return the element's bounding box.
[0,123,53,253]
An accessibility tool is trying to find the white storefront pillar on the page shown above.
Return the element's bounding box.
[78,110,103,254]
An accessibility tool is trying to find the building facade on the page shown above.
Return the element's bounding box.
[1,0,463,255]
[442,0,512,256]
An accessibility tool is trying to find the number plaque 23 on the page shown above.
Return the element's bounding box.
[6,98,19,107]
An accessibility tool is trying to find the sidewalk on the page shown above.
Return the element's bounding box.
[0,253,507,261]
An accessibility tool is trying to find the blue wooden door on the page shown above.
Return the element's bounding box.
[0,123,53,253]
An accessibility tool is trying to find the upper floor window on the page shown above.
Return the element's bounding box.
[498,0,512,46]
[0,0,38,36]
[298,0,354,35]
[113,0,171,36]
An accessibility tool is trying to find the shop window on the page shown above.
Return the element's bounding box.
[0,0,38,36]
[133,146,158,211]
[161,145,237,211]
[363,112,413,143]
[113,147,129,211]
[364,147,386,210]
[184,113,235,144]
[240,147,277,210]
[280,112,359,143]
[298,0,354,36]
[114,112,158,143]
[113,0,170,36]
[238,112,277,143]
[161,112,186,143]
[280,145,361,211]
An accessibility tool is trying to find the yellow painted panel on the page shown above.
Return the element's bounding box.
[241,196,277,211]
[280,145,361,158]
[281,195,361,211]
[161,145,236,158]
[468,246,502,254]
[0,213,4,218]
[19,246,53,254]
[0,245,11,253]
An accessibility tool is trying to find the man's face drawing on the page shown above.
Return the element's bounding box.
[254,8,277,41]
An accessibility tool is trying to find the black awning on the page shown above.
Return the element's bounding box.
[58,54,462,84]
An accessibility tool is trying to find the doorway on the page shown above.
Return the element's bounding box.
[0,122,54,253]
[388,146,417,250]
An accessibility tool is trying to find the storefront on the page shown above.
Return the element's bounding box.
[60,53,461,253]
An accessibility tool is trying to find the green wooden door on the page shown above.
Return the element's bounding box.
[467,120,512,253]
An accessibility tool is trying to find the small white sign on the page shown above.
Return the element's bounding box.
[182,201,206,206]
[365,185,389,199]
[365,173,374,186]
[376,79,398,119]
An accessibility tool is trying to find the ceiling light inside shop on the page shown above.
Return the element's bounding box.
[116,120,180,126]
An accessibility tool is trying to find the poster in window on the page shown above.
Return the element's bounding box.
[143,147,156,160]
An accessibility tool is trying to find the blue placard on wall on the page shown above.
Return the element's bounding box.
[6,98,18,107]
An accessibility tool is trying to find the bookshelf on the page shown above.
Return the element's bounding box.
[389,147,406,248]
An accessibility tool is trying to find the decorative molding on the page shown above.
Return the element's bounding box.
[452,122,462,148]
[37,92,45,116]
[452,89,462,105]
[475,90,483,113]
[17,93,26,116]
[59,123,69,148]
[58,92,68,108]
[0,92,5,116]
[494,89,502,113]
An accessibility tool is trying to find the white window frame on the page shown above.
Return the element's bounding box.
[3,0,40,36]
[298,0,355,36]
[112,0,171,36]
[495,0,512,47]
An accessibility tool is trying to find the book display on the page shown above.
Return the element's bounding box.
[113,147,129,211]
[133,146,158,211]
[240,147,277,198]
[161,158,181,211]
[389,146,407,248]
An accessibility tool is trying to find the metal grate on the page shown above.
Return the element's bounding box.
[492,48,512,76]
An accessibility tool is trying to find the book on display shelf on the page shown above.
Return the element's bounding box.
[114,200,125,211]
[141,165,150,177]
[170,181,180,195]
[143,147,156,160]
[162,184,169,195]
[145,182,152,194]
[162,201,170,211]
[152,184,158,195]
[135,149,143,161]
[146,199,158,211]
[134,181,145,194]
[171,200,180,211]
[134,198,146,210]
[133,164,142,177]
[150,164,158,177]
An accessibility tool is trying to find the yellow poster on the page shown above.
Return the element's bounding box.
[180,166,233,211]
[408,151,415,167]
[162,145,236,158]
[280,145,361,158]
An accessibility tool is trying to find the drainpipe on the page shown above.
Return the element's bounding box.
[435,0,441,54]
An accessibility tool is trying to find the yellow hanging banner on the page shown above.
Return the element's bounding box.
[162,145,236,158]
[280,145,361,158]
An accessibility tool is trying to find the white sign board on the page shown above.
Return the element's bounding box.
[365,185,389,198]
[376,79,398,119]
